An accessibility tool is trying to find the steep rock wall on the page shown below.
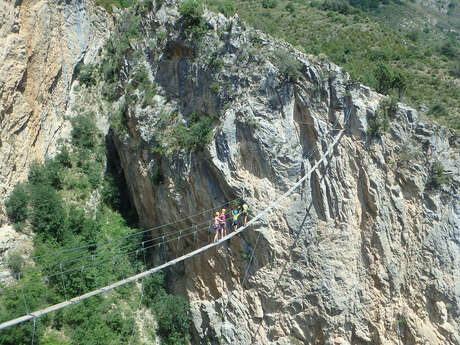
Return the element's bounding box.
[109,5,459,345]
[0,0,111,221]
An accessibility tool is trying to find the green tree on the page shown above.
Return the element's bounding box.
[179,0,207,38]
[273,49,303,81]
[28,160,64,189]
[217,0,235,17]
[427,161,449,189]
[374,62,394,94]
[71,113,99,150]
[368,108,390,138]
[392,70,407,99]
[5,183,29,223]
[29,184,66,243]
[143,273,191,344]
[173,113,213,150]
[440,42,457,58]
[429,104,448,118]
[262,0,278,8]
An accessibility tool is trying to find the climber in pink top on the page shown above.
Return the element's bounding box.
[220,209,227,237]
[213,212,220,243]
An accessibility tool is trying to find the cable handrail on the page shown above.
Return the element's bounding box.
[0,199,240,266]
[45,222,211,279]
[0,129,343,331]
[14,209,236,276]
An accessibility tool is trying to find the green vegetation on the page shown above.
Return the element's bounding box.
[217,0,235,17]
[76,63,97,87]
[272,49,303,81]
[428,104,448,118]
[427,161,449,189]
[94,0,135,13]
[1,112,191,344]
[367,96,398,139]
[374,63,407,98]
[6,250,24,276]
[151,164,164,185]
[5,184,28,224]
[173,112,214,150]
[262,0,278,9]
[179,0,208,38]
[143,273,191,345]
[205,0,459,130]
[367,104,390,138]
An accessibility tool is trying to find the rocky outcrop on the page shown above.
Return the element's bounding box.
[0,0,458,344]
[0,0,112,222]
[0,225,33,282]
[109,4,459,345]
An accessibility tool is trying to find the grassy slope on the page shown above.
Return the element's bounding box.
[205,0,459,130]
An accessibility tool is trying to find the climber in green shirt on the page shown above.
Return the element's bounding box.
[232,209,240,231]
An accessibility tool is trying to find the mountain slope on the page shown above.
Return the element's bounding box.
[204,0,460,130]
[83,3,459,344]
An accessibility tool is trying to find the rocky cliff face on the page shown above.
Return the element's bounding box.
[1,1,459,344]
[107,4,460,345]
[0,0,112,268]
[0,0,111,221]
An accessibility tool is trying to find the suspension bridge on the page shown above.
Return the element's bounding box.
[0,128,345,332]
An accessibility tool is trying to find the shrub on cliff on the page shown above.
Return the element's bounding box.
[71,113,100,150]
[374,63,407,97]
[76,63,97,87]
[272,50,303,82]
[427,161,449,189]
[367,107,390,138]
[173,113,213,150]
[179,0,207,38]
[5,183,29,224]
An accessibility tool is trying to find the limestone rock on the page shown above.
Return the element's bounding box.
[0,0,112,222]
[0,1,458,344]
[106,4,459,345]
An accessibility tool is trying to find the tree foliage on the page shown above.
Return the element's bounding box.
[217,0,235,17]
[179,0,207,38]
[427,161,449,189]
[368,107,390,138]
[374,63,407,97]
[173,112,214,150]
[143,273,191,345]
[273,49,303,81]
[5,183,29,224]
[71,112,100,150]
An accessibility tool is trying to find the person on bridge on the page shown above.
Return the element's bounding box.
[213,211,220,242]
[232,209,240,232]
[220,209,227,237]
[242,201,249,226]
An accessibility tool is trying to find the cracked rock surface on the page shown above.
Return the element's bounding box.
[0,1,458,344]
[108,4,459,345]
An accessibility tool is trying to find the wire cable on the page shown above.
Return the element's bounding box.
[45,222,211,280]
[0,127,344,331]
[0,199,240,266]
[15,210,236,276]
